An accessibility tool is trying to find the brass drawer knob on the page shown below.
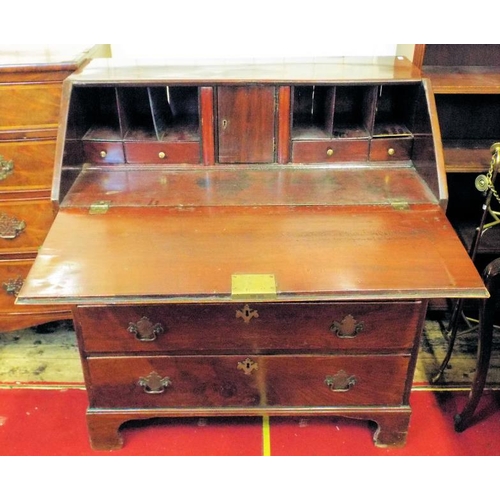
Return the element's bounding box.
[138,372,171,394]
[387,148,395,156]
[128,317,165,342]
[158,151,166,159]
[325,370,356,392]
[326,148,334,157]
[99,150,107,159]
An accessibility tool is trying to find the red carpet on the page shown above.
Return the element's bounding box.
[1,387,499,455]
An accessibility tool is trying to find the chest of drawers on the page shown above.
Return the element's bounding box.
[0,45,105,331]
[17,57,487,450]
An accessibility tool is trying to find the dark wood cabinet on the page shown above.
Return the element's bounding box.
[17,57,486,450]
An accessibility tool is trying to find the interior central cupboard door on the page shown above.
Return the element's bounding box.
[217,86,276,163]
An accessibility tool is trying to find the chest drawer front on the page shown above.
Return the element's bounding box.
[82,141,125,164]
[75,301,424,354]
[0,140,56,192]
[292,140,369,163]
[369,137,413,161]
[124,141,201,164]
[0,200,56,256]
[0,83,62,130]
[86,354,409,409]
[87,355,263,409]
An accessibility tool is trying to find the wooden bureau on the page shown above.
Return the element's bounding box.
[17,57,487,450]
[0,45,107,332]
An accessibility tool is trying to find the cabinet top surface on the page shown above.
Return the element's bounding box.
[68,56,421,84]
[0,44,98,72]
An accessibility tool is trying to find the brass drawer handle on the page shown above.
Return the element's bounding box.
[325,370,356,392]
[138,372,171,394]
[326,148,334,157]
[2,276,24,297]
[0,212,26,240]
[128,317,165,341]
[99,150,107,159]
[158,151,166,159]
[387,147,395,156]
[0,155,14,181]
[330,314,364,338]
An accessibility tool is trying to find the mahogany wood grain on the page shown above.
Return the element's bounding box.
[74,301,424,354]
[0,199,56,259]
[86,354,410,409]
[369,137,413,161]
[59,166,437,208]
[200,87,215,165]
[217,86,276,163]
[0,84,62,131]
[0,139,57,193]
[124,142,200,164]
[0,259,71,332]
[292,139,369,163]
[277,86,291,164]
[17,202,486,304]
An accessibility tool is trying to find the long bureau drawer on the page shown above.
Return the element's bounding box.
[0,139,56,192]
[86,354,410,409]
[75,301,425,354]
[0,199,56,257]
[0,83,62,131]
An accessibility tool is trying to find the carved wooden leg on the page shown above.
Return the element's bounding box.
[86,412,126,451]
[454,258,500,432]
[371,411,411,448]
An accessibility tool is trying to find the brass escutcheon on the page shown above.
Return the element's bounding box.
[237,357,258,376]
[128,317,165,341]
[325,370,356,392]
[236,304,259,324]
[330,314,364,338]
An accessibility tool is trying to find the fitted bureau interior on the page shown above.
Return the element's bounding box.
[57,80,439,207]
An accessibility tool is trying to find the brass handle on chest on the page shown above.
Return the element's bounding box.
[0,212,26,240]
[138,372,171,394]
[128,317,165,341]
[325,370,356,392]
[330,314,364,338]
[326,148,334,157]
[0,155,14,181]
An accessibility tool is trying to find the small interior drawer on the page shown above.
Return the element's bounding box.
[124,141,201,164]
[369,137,413,161]
[82,141,125,164]
[292,140,369,163]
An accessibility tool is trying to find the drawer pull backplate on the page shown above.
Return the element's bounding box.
[325,370,357,392]
[0,212,26,239]
[128,317,165,342]
[0,156,14,181]
[330,314,364,338]
[138,372,171,394]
